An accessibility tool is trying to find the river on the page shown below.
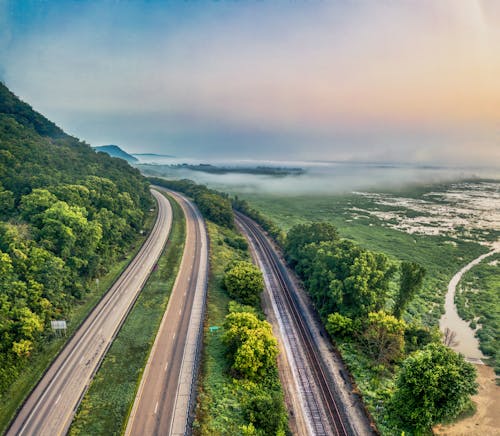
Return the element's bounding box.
[439,241,500,361]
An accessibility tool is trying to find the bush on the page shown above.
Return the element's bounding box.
[224,261,264,307]
[389,343,478,432]
[222,311,278,382]
[224,235,248,251]
[326,312,354,338]
[243,391,287,436]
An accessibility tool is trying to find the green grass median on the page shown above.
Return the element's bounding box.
[69,193,185,435]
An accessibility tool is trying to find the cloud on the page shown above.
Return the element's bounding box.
[1,0,499,166]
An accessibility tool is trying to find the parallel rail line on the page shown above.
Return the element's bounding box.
[236,211,350,436]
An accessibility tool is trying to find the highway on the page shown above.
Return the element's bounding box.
[125,189,208,436]
[236,211,364,436]
[6,189,172,436]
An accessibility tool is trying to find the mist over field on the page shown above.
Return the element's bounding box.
[139,158,499,196]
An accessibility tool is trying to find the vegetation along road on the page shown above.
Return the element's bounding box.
[6,189,172,436]
[236,211,374,436]
[125,188,208,436]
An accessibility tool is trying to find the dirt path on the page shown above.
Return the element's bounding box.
[439,241,500,360]
[434,364,500,436]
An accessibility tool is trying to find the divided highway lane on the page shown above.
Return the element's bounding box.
[7,189,172,436]
[125,189,208,436]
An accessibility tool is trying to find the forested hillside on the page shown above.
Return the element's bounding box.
[0,82,152,394]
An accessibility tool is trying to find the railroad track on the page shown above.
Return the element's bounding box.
[236,211,350,436]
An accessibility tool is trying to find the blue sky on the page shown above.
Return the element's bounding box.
[1,0,499,165]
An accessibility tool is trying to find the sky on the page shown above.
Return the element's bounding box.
[1,0,499,166]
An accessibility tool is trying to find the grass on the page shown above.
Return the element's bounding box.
[240,191,488,327]
[194,221,289,435]
[456,252,500,376]
[193,222,252,435]
[336,340,396,435]
[234,185,492,434]
[69,193,185,435]
[0,209,156,435]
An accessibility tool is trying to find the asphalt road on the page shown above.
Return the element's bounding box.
[6,189,172,436]
[125,189,208,436]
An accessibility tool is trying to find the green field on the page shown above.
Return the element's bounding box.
[234,183,496,433]
[238,187,489,327]
[69,193,185,435]
[456,252,500,375]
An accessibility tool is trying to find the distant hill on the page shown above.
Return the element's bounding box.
[132,153,175,158]
[173,163,304,176]
[94,144,138,163]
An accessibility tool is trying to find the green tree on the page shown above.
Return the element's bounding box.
[12,339,34,358]
[223,312,278,381]
[326,312,354,338]
[20,189,57,225]
[0,184,14,218]
[0,82,153,395]
[360,311,406,365]
[223,311,263,355]
[233,327,278,380]
[224,261,264,306]
[389,343,478,431]
[244,390,287,436]
[394,261,426,319]
[285,222,338,267]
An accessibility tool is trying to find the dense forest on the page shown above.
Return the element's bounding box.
[149,177,234,228]
[0,82,152,394]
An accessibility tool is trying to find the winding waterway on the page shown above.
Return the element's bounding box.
[439,241,500,361]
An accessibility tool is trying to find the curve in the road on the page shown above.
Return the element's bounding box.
[6,189,172,436]
[125,188,208,436]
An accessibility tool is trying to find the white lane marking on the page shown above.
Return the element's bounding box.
[55,394,61,405]
[154,401,159,414]
[164,362,169,372]
[179,309,182,315]
[173,332,176,340]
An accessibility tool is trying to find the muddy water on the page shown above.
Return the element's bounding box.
[439,241,500,360]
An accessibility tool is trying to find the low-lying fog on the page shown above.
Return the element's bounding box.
[137,157,499,196]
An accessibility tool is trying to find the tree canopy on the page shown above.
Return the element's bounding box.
[223,311,278,382]
[285,223,395,319]
[149,178,234,228]
[393,261,426,319]
[0,82,152,394]
[389,343,478,431]
[224,261,264,307]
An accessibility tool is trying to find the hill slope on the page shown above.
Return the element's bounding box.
[0,82,152,395]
